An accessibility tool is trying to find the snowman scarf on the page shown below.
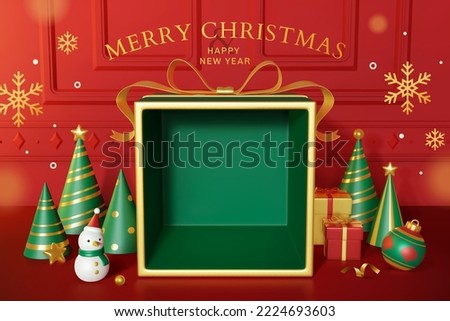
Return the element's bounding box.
[78,249,109,266]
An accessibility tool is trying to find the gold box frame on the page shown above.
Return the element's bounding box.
[135,95,315,277]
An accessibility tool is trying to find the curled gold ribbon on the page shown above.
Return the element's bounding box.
[341,263,380,278]
[112,58,339,142]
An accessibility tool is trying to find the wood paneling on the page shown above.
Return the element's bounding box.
[0,0,449,206]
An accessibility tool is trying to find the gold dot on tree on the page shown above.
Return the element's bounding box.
[128,227,136,234]
[111,244,119,251]
[112,211,119,218]
[127,195,133,202]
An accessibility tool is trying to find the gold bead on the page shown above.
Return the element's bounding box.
[115,275,126,286]
[354,129,365,140]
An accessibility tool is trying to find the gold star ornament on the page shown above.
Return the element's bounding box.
[383,162,398,176]
[71,124,88,141]
[43,243,67,264]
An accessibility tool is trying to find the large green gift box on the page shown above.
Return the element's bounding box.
[135,95,315,276]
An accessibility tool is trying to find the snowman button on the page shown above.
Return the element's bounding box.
[94,262,99,267]
[94,270,99,275]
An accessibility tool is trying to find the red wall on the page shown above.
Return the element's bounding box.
[0,0,449,206]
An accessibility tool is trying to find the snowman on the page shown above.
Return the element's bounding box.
[74,208,110,282]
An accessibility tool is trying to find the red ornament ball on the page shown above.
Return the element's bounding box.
[381,219,426,271]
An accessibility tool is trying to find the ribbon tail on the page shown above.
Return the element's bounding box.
[360,263,381,276]
[341,263,380,278]
[111,80,180,142]
[278,81,340,142]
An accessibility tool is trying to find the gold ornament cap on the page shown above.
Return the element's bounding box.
[405,219,422,232]
[354,129,365,140]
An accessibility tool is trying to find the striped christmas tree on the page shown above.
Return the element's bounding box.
[367,162,404,247]
[24,183,71,260]
[58,125,107,235]
[340,129,379,232]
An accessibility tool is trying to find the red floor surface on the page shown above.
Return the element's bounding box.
[1,206,449,301]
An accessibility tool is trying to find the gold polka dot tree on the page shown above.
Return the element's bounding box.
[58,125,107,235]
[103,170,137,254]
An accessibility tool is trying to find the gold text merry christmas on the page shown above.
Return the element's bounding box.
[105,22,347,61]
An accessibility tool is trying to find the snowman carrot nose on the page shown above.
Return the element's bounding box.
[92,240,102,247]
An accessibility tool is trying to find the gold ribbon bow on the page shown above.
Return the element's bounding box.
[341,263,380,278]
[315,187,347,196]
[112,59,340,142]
[328,215,358,226]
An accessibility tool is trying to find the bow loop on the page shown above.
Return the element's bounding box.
[111,59,340,142]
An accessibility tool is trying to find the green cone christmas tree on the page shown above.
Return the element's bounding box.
[103,170,137,254]
[58,125,107,235]
[24,183,71,260]
[367,162,404,247]
[340,129,379,232]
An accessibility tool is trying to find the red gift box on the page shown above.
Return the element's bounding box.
[323,218,363,261]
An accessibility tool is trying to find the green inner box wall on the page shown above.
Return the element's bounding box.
[140,97,310,270]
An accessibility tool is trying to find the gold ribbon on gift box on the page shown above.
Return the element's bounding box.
[112,59,340,142]
[325,215,362,261]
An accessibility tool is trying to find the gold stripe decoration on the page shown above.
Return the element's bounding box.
[73,150,88,159]
[341,172,372,184]
[32,221,62,228]
[352,191,378,204]
[111,58,339,143]
[341,263,380,278]
[350,185,374,197]
[341,225,347,261]
[68,164,92,175]
[25,239,70,251]
[29,229,65,237]
[63,170,95,184]
[58,190,102,207]
[62,183,98,199]
[37,205,56,211]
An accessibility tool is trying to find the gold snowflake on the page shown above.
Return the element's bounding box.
[57,31,78,55]
[384,61,431,115]
[0,72,43,127]
[425,128,445,151]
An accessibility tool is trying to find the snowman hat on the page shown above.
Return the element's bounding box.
[84,208,102,233]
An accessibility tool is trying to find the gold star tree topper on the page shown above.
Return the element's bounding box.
[43,243,67,264]
[383,162,398,176]
[71,125,88,141]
